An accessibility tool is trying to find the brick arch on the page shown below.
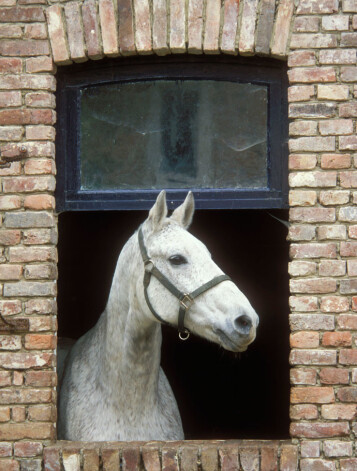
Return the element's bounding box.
[45,0,294,65]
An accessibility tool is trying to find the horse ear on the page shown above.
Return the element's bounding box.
[171,191,195,229]
[146,190,168,232]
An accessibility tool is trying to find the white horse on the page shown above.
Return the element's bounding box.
[58,191,259,441]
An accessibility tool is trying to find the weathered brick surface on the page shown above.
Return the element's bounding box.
[0,1,354,470]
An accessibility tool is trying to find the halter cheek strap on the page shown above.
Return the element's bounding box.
[138,226,231,339]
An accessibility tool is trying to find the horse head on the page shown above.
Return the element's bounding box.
[137,191,259,352]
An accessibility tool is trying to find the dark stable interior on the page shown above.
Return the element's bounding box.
[58,209,290,440]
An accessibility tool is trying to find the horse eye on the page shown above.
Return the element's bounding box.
[168,254,187,266]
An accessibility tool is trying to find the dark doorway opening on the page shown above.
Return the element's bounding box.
[58,209,290,439]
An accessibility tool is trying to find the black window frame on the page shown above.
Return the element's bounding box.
[56,55,288,212]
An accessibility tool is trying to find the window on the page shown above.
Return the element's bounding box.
[56,56,288,211]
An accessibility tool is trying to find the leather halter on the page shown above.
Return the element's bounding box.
[138,226,231,340]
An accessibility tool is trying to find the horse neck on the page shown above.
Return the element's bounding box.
[99,233,162,404]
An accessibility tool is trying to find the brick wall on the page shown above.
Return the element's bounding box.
[0,0,356,469]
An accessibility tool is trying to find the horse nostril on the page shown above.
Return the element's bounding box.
[234,314,252,334]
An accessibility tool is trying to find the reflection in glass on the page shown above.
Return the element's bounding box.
[80,80,268,190]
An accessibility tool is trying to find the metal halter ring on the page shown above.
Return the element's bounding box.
[180,293,194,310]
[179,330,190,341]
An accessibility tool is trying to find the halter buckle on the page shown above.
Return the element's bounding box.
[179,329,190,341]
[144,259,154,272]
[180,293,193,310]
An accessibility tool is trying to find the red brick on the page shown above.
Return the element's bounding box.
[0,109,55,126]
[24,334,56,350]
[25,371,56,387]
[0,459,19,471]
[340,459,357,471]
[0,127,23,142]
[0,39,49,56]
[290,404,318,420]
[239,447,259,471]
[82,0,103,60]
[260,445,278,471]
[289,261,316,276]
[348,260,357,275]
[3,176,55,193]
[288,85,315,102]
[23,228,56,245]
[24,195,55,210]
[12,406,25,422]
[288,225,316,241]
[152,0,168,55]
[25,92,55,109]
[320,119,353,136]
[289,154,317,169]
[187,0,203,53]
[203,0,221,54]
[24,263,57,280]
[294,16,319,33]
[323,15,350,31]
[290,278,336,294]
[25,56,54,73]
[291,386,334,404]
[280,445,298,471]
[0,423,54,440]
[0,91,21,108]
[339,349,357,365]
[289,137,335,153]
[218,445,238,471]
[0,57,21,73]
[291,313,335,332]
[300,442,320,458]
[43,448,60,471]
[300,459,335,471]
[0,6,44,22]
[0,352,53,369]
[290,367,317,385]
[290,208,335,223]
[64,1,86,62]
[29,316,56,332]
[323,332,351,347]
[9,247,56,263]
[290,33,337,49]
[320,50,356,65]
[28,404,54,422]
[14,441,42,457]
[339,102,357,118]
[45,5,71,65]
[0,230,21,246]
[288,67,336,83]
[289,190,317,206]
[321,154,351,169]
[0,24,21,38]
[169,0,186,53]
[0,407,10,422]
[349,226,357,238]
[0,196,21,211]
[290,120,318,136]
[83,448,100,471]
[290,349,336,365]
[25,298,55,315]
[341,242,357,256]
[24,159,55,175]
[337,387,357,402]
[322,404,357,420]
[296,0,338,14]
[290,421,349,438]
[0,442,12,457]
[339,207,357,222]
[320,367,349,385]
[99,0,119,56]
[290,331,319,348]
[290,243,337,259]
[341,67,357,82]
[0,265,22,281]
[24,23,47,39]
[338,315,357,330]
[270,0,295,57]
[319,260,346,276]
[340,136,357,151]
[220,0,239,54]
[289,296,318,311]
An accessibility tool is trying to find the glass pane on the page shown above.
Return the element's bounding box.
[80,80,268,191]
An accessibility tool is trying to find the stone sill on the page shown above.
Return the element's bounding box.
[43,439,298,470]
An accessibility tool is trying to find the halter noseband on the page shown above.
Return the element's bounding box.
[138,226,231,340]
